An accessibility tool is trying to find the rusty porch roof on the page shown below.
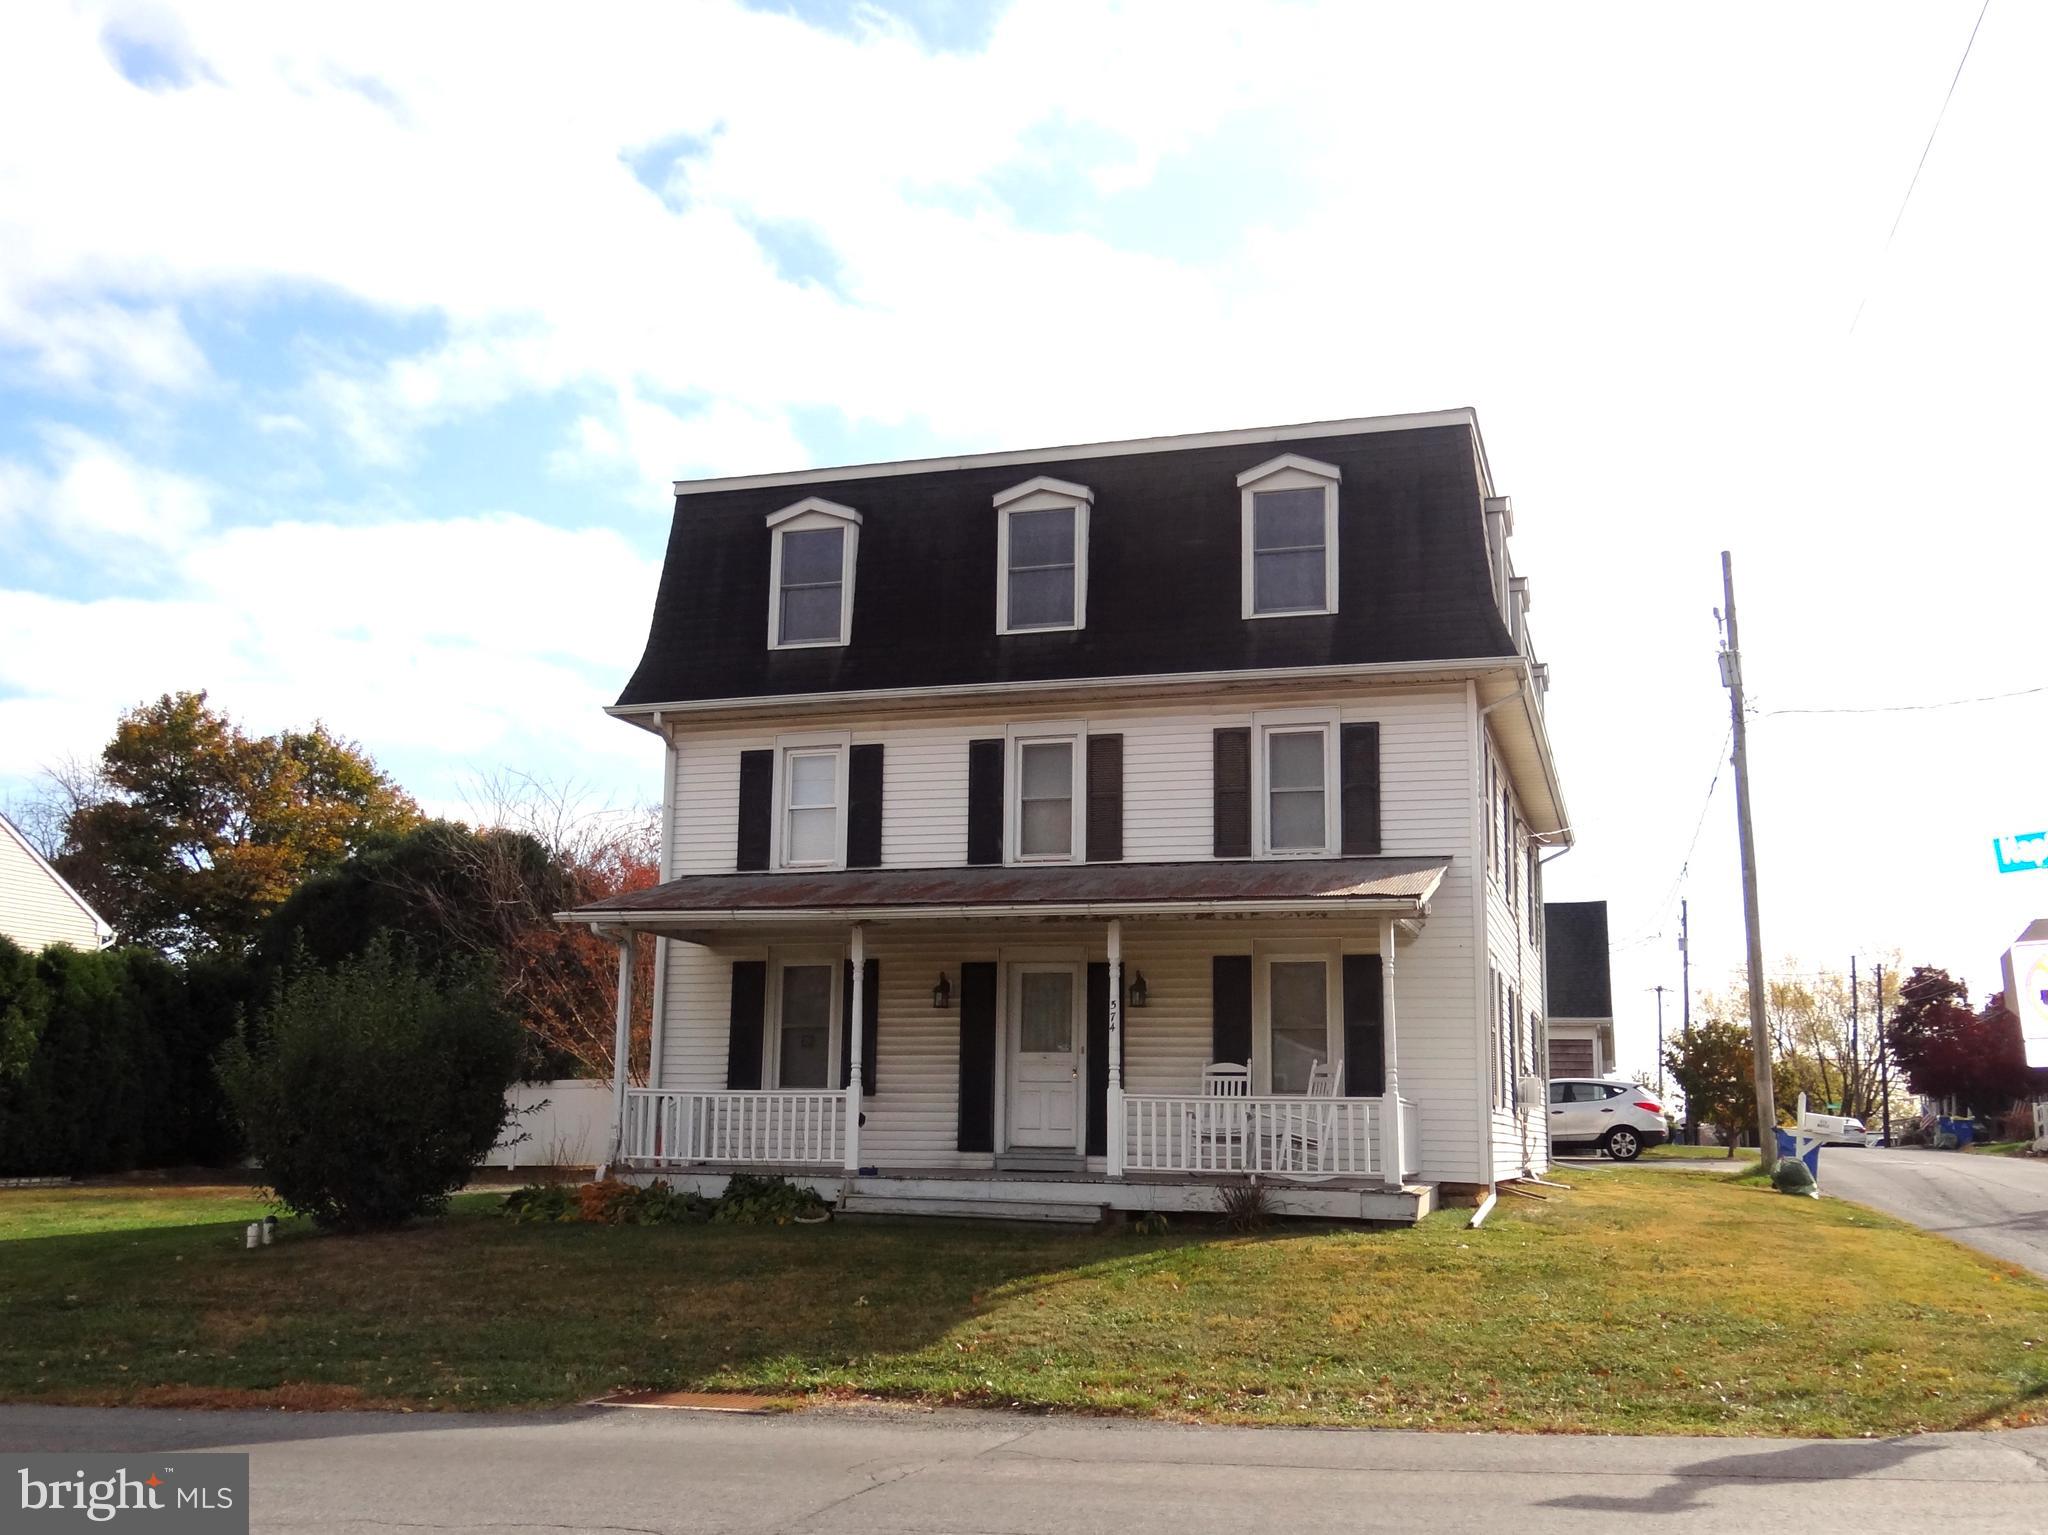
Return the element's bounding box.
[561,857,1451,927]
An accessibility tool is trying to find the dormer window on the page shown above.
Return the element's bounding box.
[1237,454,1340,619]
[766,498,861,649]
[993,477,1091,634]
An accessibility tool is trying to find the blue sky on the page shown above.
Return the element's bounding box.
[2,0,2044,1070]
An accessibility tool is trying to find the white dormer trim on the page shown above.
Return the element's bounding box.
[993,475,1094,510]
[994,478,1090,635]
[1235,453,1342,489]
[766,498,861,650]
[1239,455,1341,620]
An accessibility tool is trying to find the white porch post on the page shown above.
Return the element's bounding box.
[605,928,635,1174]
[845,922,865,1173]
[1107,918,1124,1177]
[1379,914,1404,1188]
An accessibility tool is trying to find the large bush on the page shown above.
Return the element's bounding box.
[218,939,520,1230]
[0,937,248,1177]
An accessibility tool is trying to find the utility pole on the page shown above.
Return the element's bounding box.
[1850,955,1860,1117]
[1680,899,1693,1144]
[1651,985,1668,1097]
[1875,961,1891,1146]
[1720,551,1778,1170]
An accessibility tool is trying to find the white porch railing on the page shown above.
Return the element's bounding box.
[1400,1097,1420,1182]
[1120,1094,1414,1179]
[622,1088,848,1167]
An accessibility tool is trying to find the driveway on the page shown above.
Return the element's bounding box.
[1818,1147,2048,1280]
[2,1404,2046,1533]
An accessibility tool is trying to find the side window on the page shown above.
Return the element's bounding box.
[1548,1081,1569,1105]
[774,737,850,870]
[1008,725,1085,864]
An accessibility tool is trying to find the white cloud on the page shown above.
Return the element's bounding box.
[0,297,211,397]
[0,427,211,560]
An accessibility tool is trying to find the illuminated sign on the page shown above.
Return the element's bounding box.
[2003,919,2048,1070]
[1995,831,2048,873]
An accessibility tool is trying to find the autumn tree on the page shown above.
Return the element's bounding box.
[1887,966,2046,1114]
[48,692,420,955]
[256,777,658,1081]
[1663,1019,1756,1157]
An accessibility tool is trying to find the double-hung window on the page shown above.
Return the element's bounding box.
[766,498,861,649]
[1254,712,1336,857]
[993,477,1090,634]
[775,734,850,869]
[1237,455,1340,619]
[1007,723,1084,863]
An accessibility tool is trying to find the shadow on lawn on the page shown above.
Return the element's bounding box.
[1540,1438,1942,1514]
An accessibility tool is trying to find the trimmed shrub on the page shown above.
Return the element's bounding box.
[218,939,519,1231]
[502,1178,708,1225]
[710,1173,829,1225]
[502,1183,578,1223]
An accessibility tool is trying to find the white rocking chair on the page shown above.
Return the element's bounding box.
[1286,1058,1345,1176]
[1193,1062,1252,1169]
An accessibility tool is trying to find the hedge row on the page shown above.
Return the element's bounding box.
[0,936,253,1176]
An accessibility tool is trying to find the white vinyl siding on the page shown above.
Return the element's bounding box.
[0,819,107,953]
[659,683,1488,1182]
[1481,715,1548,1181]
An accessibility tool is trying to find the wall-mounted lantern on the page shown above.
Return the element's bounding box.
[932,972,953,1010]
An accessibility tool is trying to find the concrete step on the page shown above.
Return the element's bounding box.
[839,1192,1107,1225]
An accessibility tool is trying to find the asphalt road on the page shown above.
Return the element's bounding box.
[1818,1146,2048,1279]
[4,1404,2047,1534]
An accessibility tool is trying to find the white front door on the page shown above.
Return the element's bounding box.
[1007,964,1081,1149]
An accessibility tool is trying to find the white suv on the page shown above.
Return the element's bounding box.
[1547,1078,1669,1161]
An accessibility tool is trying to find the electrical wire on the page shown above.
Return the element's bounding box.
[1762,681,2048,717]
[1612,724,1734,951]
[1849,0,1993,333]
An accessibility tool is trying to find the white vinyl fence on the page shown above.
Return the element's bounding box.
[485,1080,610,1169]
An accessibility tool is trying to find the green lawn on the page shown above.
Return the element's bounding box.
[1640,1143,1759,1163]
[2,1173,2044,1435]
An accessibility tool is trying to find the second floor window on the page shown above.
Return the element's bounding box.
[782,750,840,865]
[766,498,861,650]
[1265,726,1328,854]
[1015,738,1075,859]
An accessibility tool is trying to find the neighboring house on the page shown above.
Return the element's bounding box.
[0,812,112,952]
[1544,901,1613,1079]
[567,408,1567,1222]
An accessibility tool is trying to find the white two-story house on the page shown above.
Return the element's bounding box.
[566,408,1567,1223]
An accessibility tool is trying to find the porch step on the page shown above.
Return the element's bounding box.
[991,1152,1088,1174]
[839,1192,1107,1225]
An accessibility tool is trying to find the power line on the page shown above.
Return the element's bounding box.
[1849,0,1993,333]
[1614,723,1733,951]
[1762,681,2047,717]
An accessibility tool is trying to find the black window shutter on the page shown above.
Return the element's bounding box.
[1085,961,1110,1156]
[1212,728,1251,858]
[1211,954,1252,1067]
[966,738,1004,865]
[839,957,880,1095]
[1343,953,1386,1097]
[1340,722,1382,856]
[735,750,773,871]
[957,961,998,1152]
[726,960,767,1090]
[1085,734,1123,863]
[847,744,884,869]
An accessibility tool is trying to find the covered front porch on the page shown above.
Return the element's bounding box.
[567,857,1449,1223]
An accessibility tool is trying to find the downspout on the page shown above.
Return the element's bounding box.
[650,717,675,1093]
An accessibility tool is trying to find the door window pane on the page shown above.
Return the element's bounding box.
[779,964,833,1088]
[1269,960,1327,1094]
[1252,488,1327,613]
[778,527,844,643]
[1267,730,1326,851]
[1019,971,1073,1053]
[784,751,838,864]
[1018,740,1073,857]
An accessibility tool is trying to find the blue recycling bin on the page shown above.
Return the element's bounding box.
[1936,1116,1976,1149]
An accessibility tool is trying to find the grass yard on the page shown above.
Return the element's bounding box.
[2,1172,2045,1435]
[1640,1143,1758,1163]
